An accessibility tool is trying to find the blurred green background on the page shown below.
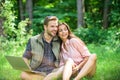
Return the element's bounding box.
[0,0,120,80]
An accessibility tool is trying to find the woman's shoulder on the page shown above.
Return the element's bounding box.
[69,37,85,45]
[70,38,79,42]
[69,38,79,44]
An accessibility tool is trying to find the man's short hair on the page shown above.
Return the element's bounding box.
[44,16,58,26]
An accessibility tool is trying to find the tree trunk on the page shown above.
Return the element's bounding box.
[18,0,24,20]
[77,0,84,28]
[25,0,33,31]
[0,19,4,36]
[25,0,33,22]
[103,0,109,29]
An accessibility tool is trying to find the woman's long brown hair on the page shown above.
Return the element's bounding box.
[58,22,85,45]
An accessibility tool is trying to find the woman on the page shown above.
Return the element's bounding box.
[58,22,97,80]
[44,22,97,80]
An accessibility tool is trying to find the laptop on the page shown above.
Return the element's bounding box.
[5,56,46,76]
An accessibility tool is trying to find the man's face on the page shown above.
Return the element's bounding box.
[44,20,58,37]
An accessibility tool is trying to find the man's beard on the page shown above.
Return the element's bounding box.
[47,31,56,37]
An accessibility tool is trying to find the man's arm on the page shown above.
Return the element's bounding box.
[22,39,32,69]
[23,57,31,69]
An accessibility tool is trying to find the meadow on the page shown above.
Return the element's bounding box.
[0,40,120,80]
[1,0,120,79]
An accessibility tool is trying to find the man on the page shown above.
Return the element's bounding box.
[20,16,60,80]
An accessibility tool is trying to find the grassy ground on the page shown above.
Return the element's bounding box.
[87,44,120,80]
[0,43,120,80]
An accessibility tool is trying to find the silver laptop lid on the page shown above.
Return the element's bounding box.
[5,56,31,72]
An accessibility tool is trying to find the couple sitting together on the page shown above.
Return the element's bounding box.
[20,16,97,80]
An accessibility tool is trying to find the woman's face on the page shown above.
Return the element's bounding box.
[58,24,69,41]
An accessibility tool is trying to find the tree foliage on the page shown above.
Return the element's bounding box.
[31,0,77,35]
[0,0,120,44]
[0,1,31,40]
[0,1,16,38]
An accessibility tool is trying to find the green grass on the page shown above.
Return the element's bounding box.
[0,41,24,80]
[0,43,120,80]
[0,55,21,80]
[87,44,120,80]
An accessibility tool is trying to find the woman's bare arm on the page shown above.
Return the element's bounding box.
[73,56,89,72]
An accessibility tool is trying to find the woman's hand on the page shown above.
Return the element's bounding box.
[72,65,79,74]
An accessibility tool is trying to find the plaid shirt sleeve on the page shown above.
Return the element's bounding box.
[23,39,32,59]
